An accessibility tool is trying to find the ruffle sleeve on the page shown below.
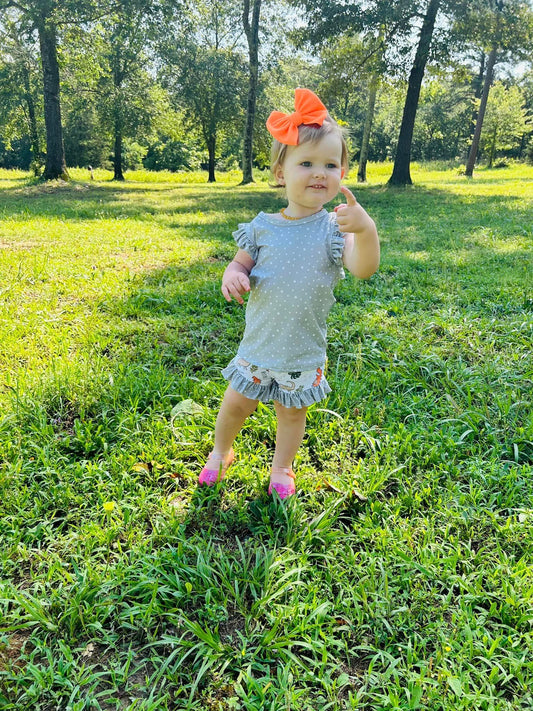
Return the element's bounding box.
[326,213,346,277]
[232,222,258,262]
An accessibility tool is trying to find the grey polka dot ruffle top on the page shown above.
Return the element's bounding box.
[232,209,345,371]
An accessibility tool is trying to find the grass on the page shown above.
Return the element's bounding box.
[0,162,532,710]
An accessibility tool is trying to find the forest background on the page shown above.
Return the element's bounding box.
[1,0,533,185]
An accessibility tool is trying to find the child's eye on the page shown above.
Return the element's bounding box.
[327,163,339,169]
[300,161,312,167]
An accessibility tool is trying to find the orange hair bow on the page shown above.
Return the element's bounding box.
[266,88,328,146]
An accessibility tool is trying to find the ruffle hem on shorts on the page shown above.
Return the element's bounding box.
[221,361,331,408]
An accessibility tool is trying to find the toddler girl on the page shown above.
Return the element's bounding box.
[199,88,380,498]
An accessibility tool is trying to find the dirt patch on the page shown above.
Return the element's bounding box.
[17,180,90,196]
[218,607,246,643]
[0,630,32,671]
[0,241,38,250]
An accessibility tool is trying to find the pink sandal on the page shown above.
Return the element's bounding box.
[198,448,235,486]
[268,468,296,499]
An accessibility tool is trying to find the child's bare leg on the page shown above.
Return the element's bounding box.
[271,401,308,484]
[205,386,258,468]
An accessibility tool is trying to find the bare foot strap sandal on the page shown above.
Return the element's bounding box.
[268,467,296,499]
[198,448,235,486]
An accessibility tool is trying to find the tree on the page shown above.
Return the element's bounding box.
[161,0,246,182]
[317,33,386,182]
[0,0,109,180]
[465,45,497,176]
[480,81,531,166]
[170,47,246,182]
[96,0,163,180]
[460,0,533,176]
[241,0,262,184]
[34,1,69,179]
[465,52,486,148]
[366,79,405,161]
[0,0,69,179]
[358,71,380,182]
[288,0,426,183]
[0,14,43,171]
[388,0,441,185]
[59,24,109,169]
[410,72,472,161]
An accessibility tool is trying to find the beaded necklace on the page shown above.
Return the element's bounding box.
[279,207,322,220]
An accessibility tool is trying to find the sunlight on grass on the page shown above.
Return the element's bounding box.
[0,164,532,710]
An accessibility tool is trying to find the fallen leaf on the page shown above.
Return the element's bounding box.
[81,643,95,658]
[350,489,368,502]
[132,462,150,473]
[171,400,204,418]
[323,480,343,494]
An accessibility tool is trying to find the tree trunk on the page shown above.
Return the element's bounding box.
[22,63,42,173]
[357,74,378,183]
[112,52,125,181]
[207,135,216,182]
[241,0,261,185]
[465,45,497,178]
[467,51,486,151]
[388,0,441,186]
[37,17,68,181]
[113,122,125,181]
[488,126,497,167]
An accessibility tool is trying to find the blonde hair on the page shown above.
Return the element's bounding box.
[270,115,349,186]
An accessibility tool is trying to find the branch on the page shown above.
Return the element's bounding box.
[0,1,31,12]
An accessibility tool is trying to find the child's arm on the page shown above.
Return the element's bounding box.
[221,249,255,305]
[334,187,380,279]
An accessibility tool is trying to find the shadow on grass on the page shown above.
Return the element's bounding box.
[182,477,365,551]
[183,483,292,545]
[0,178,530,268]
[2,174,533,711]
[0,179,279,224]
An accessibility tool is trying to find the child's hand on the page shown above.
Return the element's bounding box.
[222,271,251,305]
[334,186,374,235]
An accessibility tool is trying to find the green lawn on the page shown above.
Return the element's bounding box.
[0,164,532,710]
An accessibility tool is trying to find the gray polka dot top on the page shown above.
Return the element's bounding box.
[233,209,345,371]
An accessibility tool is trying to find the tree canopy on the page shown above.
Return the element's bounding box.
[1,0,532,182]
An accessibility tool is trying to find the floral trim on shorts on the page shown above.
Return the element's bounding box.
[221,357,331,408]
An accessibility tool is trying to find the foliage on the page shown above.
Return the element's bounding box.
[480,81,532,166]
[0,14,43,169]
[411,74,473,161]
[159,0,248,181]
[452,0,533,59]
[456,0,533,176]
[0,0,532,176]
[60,27,109,169]
[317,34,380,122]
[143,107,206,172]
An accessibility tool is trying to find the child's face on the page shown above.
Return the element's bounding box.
[275,133,345,217]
